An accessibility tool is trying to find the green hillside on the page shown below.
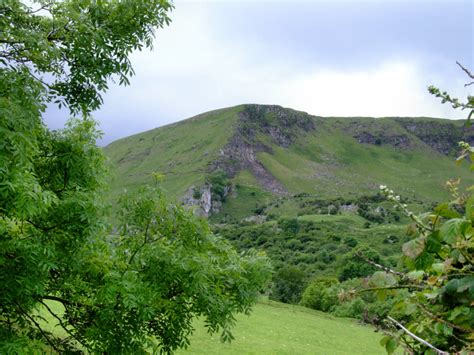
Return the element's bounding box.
[104,106,241,200]
[177,299,388,355]
[38,299,389,355]
[104,104,473,220]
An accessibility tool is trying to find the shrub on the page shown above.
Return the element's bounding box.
[270,266,306,304]
[300,277,339,312]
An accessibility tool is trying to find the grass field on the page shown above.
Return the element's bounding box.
[177,299,387,355]
[297,212,368,226]
[37,299,388,354]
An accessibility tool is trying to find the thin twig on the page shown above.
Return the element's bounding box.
[457,61,474,79]
[16,303,61,353]
[39,299,88,348]
[358,285,426,293]
[416,303,471,334]
[456,61,474,87]
[355,252,406,277]
[387,316,448,354]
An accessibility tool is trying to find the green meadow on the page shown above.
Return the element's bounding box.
[177,300,387,355]
[37,299,388,354]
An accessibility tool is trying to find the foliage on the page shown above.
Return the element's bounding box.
[91,185,271,353]
[300,277,339,312]
[277,217,300,234]
[1,1,272,353]
[374,182,473,353]
[1,119,108,353]
[1,0,172,115]
[206,169,231,202]
[269,266,306,304]
[369,73,474,354]
[339,248,382,281]
[214,217,405,291]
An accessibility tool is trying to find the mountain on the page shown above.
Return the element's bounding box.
[104,104,473,220]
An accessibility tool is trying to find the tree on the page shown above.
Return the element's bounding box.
[300,277,339,312]
[366,65,474,354]
[0,1,272,353]
[338,247,381,281]
[270,265,306,304]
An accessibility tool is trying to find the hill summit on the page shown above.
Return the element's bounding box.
[104,104,473,219]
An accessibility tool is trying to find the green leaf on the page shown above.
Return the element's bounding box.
[406,270,424,281]
[439,218,470,244]
[414,252,435,270]
[402,237,425,259]
[456,276,474,293]
[433,203,461,219]
[466,109,473,127]
[425,231,442,253]
[444,279,459,294]
[380,335,391,347]
[465,195,474,221]
[370,271,398,287]
[385,337,398,354]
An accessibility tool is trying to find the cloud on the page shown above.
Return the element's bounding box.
[271,61,468,119]
[42,1,472,145]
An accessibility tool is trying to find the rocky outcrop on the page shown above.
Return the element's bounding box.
[354,131,410,147]
[394,118,474,155]
[212,134,288,195]
[181,184,230,217]
[239,104,316,147]
[346,117,474,154]
[209,105,317,195]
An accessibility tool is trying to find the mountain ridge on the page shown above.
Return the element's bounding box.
[104,104,473,220]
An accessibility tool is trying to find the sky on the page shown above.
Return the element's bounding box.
[44,0,474,145]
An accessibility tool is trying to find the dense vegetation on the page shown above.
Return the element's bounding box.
[2,1,472,354]
[104,105,473,216]
[0,2,271,353]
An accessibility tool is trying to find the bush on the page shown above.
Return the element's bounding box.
[333,298,367,318]
[300,277,339,312]
[270,266,306,304]
[277,217,300,234]
[338,248,381,281]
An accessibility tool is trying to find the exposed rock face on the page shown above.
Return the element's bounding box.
[340,204,358,212]
[347,117,474,154]
[181,185,216,217]
[210,104,316,195]
[181,183,232,217]
[200,186,212,216]
[214,134,288,195]
[394,118,474,155]
[354,131,410,148]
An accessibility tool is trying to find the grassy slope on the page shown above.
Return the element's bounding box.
[104,106,242,203]
[104,106,472,220]
[37,299,387,354]
[177,299,387,355]
[257,117,470,202]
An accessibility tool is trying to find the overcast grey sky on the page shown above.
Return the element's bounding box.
[44,0,474,145]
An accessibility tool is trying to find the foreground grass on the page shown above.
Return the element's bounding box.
[38,299,386,354]
[177,299,386,355]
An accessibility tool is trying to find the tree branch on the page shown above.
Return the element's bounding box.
[38,299,88,348]
[416,303,471,334]
[355,252,406,277]
[358,285,426,293]
[387,316,449,354]
[457,61,474,79]
[456,61,474,87]
[16,303,61,353]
